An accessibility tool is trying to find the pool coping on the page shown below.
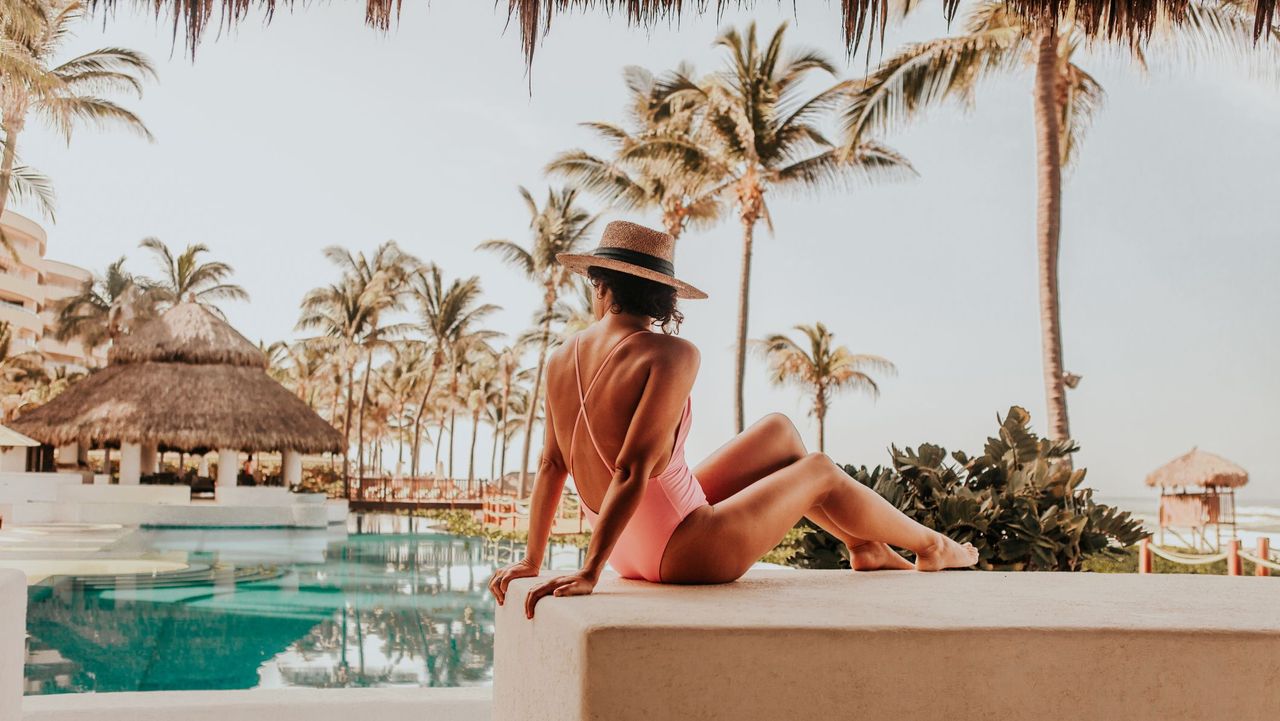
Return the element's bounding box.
[23,687,493,721]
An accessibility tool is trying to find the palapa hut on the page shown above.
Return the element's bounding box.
[11,302,343,487]
[1145,448,1247,550]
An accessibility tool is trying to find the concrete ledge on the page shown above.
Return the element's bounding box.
[0,474,84,504]
[58,485,191,505]
[496,570,1280,721]
[23,688,491,721]
[1,568,25,721]
[215,486,291,506]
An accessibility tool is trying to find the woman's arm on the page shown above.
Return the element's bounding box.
[522,340,699,617]
[489,389,568,606]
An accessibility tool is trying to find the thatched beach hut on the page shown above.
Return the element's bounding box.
[11,302,343,487]
[1145,448,1247,550]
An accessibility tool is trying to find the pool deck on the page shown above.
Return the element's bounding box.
[22,688,492,721]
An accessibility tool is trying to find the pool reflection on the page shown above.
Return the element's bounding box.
[23,514,569,695]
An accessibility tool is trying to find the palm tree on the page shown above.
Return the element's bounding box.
[139,238,248,311]
[320,242,415,483]
[297,278,365,495]
[668,22,914,433]
[0,0,153,237]
[377,342,427,476]
[547,65,724,239]
[442,327,501,483]
[462,350,498,491]
[50,256,152,352]
[407,265,499,478]
[842,1,1269,441]
[755,322,895,452]
[478,186,598,496]
[0,319,44,420]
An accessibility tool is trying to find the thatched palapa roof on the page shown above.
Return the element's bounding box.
[92,0,1279,63]
[1145,448,1249,489]
[11,303,343,454]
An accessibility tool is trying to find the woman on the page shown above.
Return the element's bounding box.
[489,221,976,618]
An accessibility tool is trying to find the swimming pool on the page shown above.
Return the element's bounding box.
[23,514,581,695]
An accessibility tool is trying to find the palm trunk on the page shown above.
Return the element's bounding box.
[816,392,826,454]
[1033,30,1070,442]
[518,298,554,497]
[0,122,18,236]
[409,360,440,478]
[356,347,374,483]
[467,408,480,493]
[733,213,756,434]
[341,358,356,498]
[497,377,511,482]
[489,421,499,486]
[447,363,458,482]
[433,421,446,473]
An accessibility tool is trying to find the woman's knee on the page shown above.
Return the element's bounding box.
[759,413,805,457]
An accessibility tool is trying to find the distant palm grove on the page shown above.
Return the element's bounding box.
[4,8,1275,496]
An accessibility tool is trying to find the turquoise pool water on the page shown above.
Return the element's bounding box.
[23,514,580,695]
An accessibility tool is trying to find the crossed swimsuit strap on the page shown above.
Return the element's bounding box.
[568,330,648,477]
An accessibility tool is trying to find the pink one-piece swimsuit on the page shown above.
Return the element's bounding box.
[567,331,708,582]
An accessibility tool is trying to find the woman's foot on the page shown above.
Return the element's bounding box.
[848,541,915,571]
[914,533,979,571]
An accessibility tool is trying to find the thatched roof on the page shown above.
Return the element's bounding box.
[92,0,1278,63]
[109,302,266,368]
[12,303,343,454]
[0,424,39,448]
[1145,448,1249,489]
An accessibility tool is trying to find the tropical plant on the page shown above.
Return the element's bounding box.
[318,242,415,483]
[442,325,501,483]
[547,64,724,239]
[0,0,153,238]
[377,342,427,476]
[408,264,499,478]
[138,238,248,311]
[0,319,44,419]
[755,322,895,452]
[792,406,1147,571]
[478,185,598,496]
[665,22,914,433]
[462,350,499,490]
[841,0,1270,441]
[50,256,152,351]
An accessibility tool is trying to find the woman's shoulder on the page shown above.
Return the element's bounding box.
[633,331,699,368]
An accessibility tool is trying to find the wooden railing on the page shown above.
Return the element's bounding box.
[481,493,587,536]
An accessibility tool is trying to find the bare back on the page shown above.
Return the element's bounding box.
[543,323,698,512]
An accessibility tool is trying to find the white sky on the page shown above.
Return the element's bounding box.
[14,1,1280,498]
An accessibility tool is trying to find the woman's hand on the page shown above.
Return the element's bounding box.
[523,571,598,619]
[488,557,540,606]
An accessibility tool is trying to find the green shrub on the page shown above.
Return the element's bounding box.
[792,406,1147,571]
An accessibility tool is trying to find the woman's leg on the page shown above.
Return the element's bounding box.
[663,451,978,583]
[693,414,911,571]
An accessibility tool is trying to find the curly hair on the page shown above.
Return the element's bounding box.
[587,266,684,334]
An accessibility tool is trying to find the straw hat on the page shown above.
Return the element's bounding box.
[557,220,707,300]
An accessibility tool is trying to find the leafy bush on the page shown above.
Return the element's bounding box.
[793,406,1147,571]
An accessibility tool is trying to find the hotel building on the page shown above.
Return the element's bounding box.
[0,210,107,370]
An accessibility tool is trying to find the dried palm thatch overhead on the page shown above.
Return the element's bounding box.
[11,302,343,454]
[1145,448,1249,489]
[92,0,1278,62]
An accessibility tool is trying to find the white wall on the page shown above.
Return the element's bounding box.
[0,448,26,473]
[0,473,85,504]
[0,568,25,721]
[56,485,190,506]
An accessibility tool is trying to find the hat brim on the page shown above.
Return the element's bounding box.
[556,252,708,300]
